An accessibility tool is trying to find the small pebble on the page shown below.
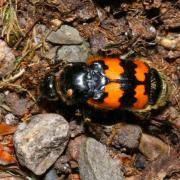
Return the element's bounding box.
[139,133,170,160]
[5,93,33,117]
[111,124,142,149]
[4,113,17,125]
[157,34,180,51]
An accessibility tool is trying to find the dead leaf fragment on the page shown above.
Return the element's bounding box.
[0,123,17,136]
[0,149,16,165]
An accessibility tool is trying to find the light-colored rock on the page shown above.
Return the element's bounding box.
[14,113,69,175]
[0,40,16,78]
[43,42,90,64]
[47,25,83,45]
[56,42,90,63]
[4,113,17,125]
[78,137,124,180]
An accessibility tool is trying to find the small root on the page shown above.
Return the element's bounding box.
[2,69,25,83]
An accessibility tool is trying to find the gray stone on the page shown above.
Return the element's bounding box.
[78,137,124,180]
[14,113,69,175]
[5,92,33,117]
[0,40,16,78]
[43,42,90,64]
[56,42,90,63]
[47,25,83,45]
[112,124,142,149]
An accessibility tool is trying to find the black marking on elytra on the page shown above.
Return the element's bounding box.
[146,68,162,105]
[145,71,151,100]
[117,60,138,107]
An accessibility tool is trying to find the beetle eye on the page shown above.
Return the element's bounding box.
[66,89,73,97]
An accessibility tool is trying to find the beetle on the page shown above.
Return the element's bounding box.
[40,56,169,118]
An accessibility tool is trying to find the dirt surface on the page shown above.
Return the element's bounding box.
[0,0,179,179]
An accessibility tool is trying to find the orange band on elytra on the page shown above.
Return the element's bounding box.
[104,58,124,80]
[134,60,149,82]
[133,85,148,109]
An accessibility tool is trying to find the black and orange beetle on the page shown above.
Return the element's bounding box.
[40,56,169,117]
